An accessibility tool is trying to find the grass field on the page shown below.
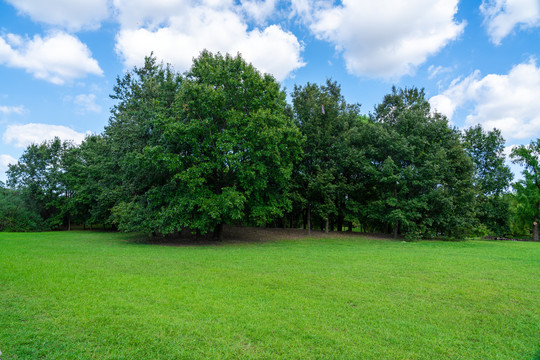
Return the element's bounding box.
[0,231,539,359]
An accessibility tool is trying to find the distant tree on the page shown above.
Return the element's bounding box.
[463,125,513,236]
[110,51,303,239]
[63,135,120,228]
[0,186,43,231]
[7,138,74,229]
[291,80,361,233]
[368,87,476,240]
[511,139,540,241]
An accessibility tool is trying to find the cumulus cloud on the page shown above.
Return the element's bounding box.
[241,0,279,24]
[113,0,192,29]
[0,105,25,115]
[73,94,102,113]
[0,154,17,168]
[5,0,110,31]
[481,0,540,45]
[114,1,304,81]
[429,60,540,141]
[303,0,464,79]
[0,32,103,85]
[0,154,17,181]
[3,123,89,148]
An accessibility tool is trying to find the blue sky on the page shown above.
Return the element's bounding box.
[1,0,539,182]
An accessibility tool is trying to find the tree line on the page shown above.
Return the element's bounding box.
[2,51,540,241]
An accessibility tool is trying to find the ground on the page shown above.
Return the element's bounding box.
[151,225,395,245]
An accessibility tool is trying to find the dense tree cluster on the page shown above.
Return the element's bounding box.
[4,52,536,240]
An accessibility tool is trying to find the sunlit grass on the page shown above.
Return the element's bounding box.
[0,231,539,359]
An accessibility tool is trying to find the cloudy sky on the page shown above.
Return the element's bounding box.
[1,0,539,181]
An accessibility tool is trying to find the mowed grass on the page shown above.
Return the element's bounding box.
[0,232,539,359]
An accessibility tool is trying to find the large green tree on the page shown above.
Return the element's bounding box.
[110,51,303,239]
[511,139,540,241]
[106,55,182,205]
[463,125,513,236]
[291,80,361,233]
[7,137,74,229]
[367,87,476,239]
[63,134,120,228]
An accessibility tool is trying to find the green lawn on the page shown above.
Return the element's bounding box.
[0,231,539,359]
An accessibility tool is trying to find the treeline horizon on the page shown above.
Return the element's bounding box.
[2,51,540,241]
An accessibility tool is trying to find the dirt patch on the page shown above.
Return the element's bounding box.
[147,225,395,246]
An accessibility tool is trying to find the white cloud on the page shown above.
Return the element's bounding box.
[5,0,110,31]
[113,0,193,29]
[304,0,464,79]
[0,32,103,85]
[0,105,25,115]
[481,0,540,45]
[429,60,540,141]
[430,71,482,119]
[0,154,17,168]
[241,0,279,24]
[504,144,519,158]
[3,123,89,148]
[0,154,17,182]
[290,0,328,22]
[73,94,102,113]
[114,1,304,81]
[428,65,453,79]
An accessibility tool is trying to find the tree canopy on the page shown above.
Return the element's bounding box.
[367,87,475,239]
[7,137,74,229]
[511,140,540,241]
[463,125,513,236]
[2,51,532,241]
[108,51,303,239]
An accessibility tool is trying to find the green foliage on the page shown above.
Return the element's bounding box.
[291,79,362,231]
[507,192,531,236]
[109,52,303,237]
[463,125,513,236]
[6,137,74,229]
[0,187,44,231]
[463,125,513,195]
[4,56,518,239]
[63,135,120,228]
[365,87,476,239]
[511,139,540,240]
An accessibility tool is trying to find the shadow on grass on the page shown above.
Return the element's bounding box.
[131,225,396,247]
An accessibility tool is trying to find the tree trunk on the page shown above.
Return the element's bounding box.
[325,218,329,234]
[337,212,343,232]
[348,221,353,232]
[307,207,311,235]
[214,223,224,241]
